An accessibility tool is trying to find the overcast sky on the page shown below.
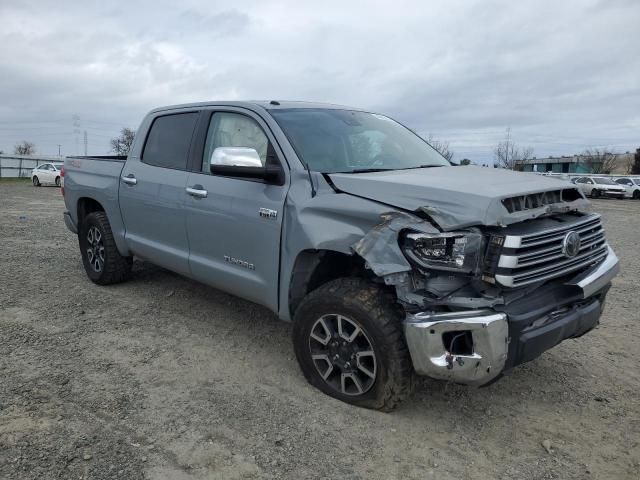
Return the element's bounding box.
[0,0,638,161]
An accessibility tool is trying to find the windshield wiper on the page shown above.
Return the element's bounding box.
[342,168,395,173]
[401,164,445,170]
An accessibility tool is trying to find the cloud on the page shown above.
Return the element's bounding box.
[0,0,638,159]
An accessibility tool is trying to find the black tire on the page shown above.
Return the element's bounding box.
[33,176,40,187]
[79,211,132,285]
[292,278,414,411]
[633,190,640,200]
[591,189,600,198]
[55,176,61,187]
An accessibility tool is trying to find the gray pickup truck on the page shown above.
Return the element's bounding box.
[62,101,619,410]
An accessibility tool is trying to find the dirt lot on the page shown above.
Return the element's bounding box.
[0,181,638,480]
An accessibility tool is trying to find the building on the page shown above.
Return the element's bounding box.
[515,152,634,174]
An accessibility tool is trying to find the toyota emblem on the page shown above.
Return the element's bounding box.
[562,231,581,258]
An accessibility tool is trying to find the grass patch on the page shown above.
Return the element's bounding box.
[0,177,31,183]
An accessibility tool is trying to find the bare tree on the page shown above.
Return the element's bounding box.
[579,148,617,174]
[427,134,454,162]
[624,152,634,174]
[110,128,136,155]
[14,141,35,156]
[632,148,640,175]
[460,158,472,165]
[493,128,533,170]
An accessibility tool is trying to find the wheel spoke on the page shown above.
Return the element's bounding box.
[310,317,331,346]
[312,354,334,380]
[337,315,361,343]
[341,372,364,394]
[356,351,376,378]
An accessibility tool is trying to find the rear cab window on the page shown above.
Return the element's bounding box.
[142,112,199,170]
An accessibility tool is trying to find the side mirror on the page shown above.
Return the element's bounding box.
[209,147,283,184]
[211,147,262,168]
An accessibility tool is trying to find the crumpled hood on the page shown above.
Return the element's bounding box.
[328,165,589,230]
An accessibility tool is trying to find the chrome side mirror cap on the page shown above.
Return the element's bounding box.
[210,147,262,168]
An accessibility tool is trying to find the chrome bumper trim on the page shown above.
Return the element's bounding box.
[63,211,77,234]
[404,310,508,386]
[565,246,619,299]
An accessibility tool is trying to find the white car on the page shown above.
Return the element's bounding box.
[573,176,626,199]
[31,163,64,187]
[614,177,640,200]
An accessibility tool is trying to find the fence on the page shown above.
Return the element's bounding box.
[0,155,64,178]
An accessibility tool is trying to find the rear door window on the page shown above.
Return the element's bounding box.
[142,112,199,170]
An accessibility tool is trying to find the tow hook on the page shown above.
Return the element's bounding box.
[445,353,465,370]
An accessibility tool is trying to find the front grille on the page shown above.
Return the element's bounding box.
[502,188,582,213]
[494,214,608,288]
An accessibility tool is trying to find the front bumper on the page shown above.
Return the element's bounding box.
[404,247,619,385]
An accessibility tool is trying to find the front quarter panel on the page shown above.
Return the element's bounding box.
[277,172,423,321]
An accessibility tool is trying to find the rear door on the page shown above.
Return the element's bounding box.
[119,111,199,276]
[184,108,288,310]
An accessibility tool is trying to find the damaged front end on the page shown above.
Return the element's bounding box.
[351,211,510,385]
[352,208,618,387]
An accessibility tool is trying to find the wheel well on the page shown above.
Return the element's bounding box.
[77,198,105,227]
[289,250,370,318]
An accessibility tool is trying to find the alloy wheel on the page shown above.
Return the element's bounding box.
[86,226,105,273]
[308,314,377,396]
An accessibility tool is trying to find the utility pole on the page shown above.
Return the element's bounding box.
[58,144,62,158]
[72,114,81,155]
[83,130,88,156]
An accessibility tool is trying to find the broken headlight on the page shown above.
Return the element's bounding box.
[401,231,483,274]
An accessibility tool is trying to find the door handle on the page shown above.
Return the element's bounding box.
[186,185,208,198]
[122,174,137,186]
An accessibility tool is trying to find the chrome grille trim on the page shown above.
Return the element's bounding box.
[495,214,608,288]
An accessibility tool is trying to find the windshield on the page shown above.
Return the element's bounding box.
[270,108,450,173]
[593,177,616,185]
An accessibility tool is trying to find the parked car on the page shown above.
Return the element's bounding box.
[61,101,619,410]
[31,163,64,187]
[573,176,626,198]
[614,177,640,199]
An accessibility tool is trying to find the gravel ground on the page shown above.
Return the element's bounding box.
[1,181,639,480]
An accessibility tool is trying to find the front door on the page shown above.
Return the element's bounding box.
[119,111,199,276]
[185,109,288,310]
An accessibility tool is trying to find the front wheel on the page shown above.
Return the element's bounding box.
[292,278,414,411]
[79,212,132,285]
[32,176,40,187]
[591,189,600,198]
[633,190,640,200]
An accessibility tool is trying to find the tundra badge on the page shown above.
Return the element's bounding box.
[259,208,278,219]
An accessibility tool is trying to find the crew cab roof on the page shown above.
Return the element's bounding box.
[148,100,364,114]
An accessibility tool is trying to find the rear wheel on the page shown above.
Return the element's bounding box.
[79,212,132,285]
[292,278,414,411]
[32,176,40,187]
[591,189,600,198]
[55,176,61,187]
